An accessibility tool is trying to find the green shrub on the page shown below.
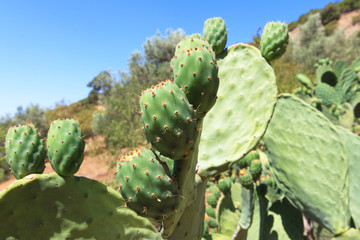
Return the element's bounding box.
[320,3,341,25]
[324,19,339,36]
[352,15,360,25]
[338,0,360,13]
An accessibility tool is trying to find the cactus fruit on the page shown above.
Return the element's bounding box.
[47,119,85,176]
[218,177,232,194]
[5,124,46,179]
[239,168,254,189]
[260,21,289,61]
[296,74,314,90]
[172,45,219,119]
[139,80,198,160]
[203,17,227,55]
[249,159,262,181]
[209,185,221,200]
[206,205,216,218]
[116,147,179,221]
[206,194,218,208]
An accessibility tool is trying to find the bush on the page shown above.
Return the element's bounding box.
[320,3,341,25]
[338,0,360,13]
[45,99,97,139]
[353,15,360,25]
[324,19,339,36]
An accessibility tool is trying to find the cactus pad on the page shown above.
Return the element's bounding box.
[116,147,179,221]
[5,124,46,179]
[0,173,161,239]
[263,94,350,234]
[198,44,277,177]
[173,46,219,118]
[139,80,198,160]
[260,21,289,61]
[47,119,85,176]
[203,17,227,55]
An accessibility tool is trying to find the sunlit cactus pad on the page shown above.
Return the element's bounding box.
[198,43,277,177]
[0,173,161,239]
[263,94,350,234]
[5,124,46,179]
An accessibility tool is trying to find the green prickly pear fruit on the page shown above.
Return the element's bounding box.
[206,194,217,208]
[47,119,85,176]
[207,217,218,228]
[5,124,46,179]
[139,80,198,160]
[173,35,212,58]
[203,17,227,55]
[218,177,232,195]
[172,45,219,119]
[239,168,254,189]
[116,147,179,222]
[209,185,221,200]
[260,21,289,61]
[240,150,259,168]
[206,206,216,218]
[203,220,209,238]
[250,159,262,181]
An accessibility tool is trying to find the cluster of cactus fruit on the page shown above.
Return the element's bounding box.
[293,57,360,131]
[2,16,360,240]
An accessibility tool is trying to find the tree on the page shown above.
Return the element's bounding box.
[92,29,185,152]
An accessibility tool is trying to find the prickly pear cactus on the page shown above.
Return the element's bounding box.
[5,124,46,179]
[198,43,277,177]
[116,147,179,221]
[139,80,198,160]
[263,94,350,235]
[260,21,289,62]
[0,173,161,239]
[203,17,227,55]
[47,119,85,176]
[172,42,219,118]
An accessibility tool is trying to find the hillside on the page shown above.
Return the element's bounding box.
[290,8,360,39]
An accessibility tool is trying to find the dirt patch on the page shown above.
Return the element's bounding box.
[337,9,360,36]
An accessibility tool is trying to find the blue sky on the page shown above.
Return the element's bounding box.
[0,0,333,117]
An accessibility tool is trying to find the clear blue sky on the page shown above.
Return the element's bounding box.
[0,0,333,118]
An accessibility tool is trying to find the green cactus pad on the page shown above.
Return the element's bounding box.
[296,73,314,89]
[198,44,277,177]
[216,193,240,237]
[174,35,212,57]
[260,21,289,61]
[116,147,179,221]
[263,94,350,234]
[5,124,46,179]
[315,83,341,107]
[47,119,85,176]
[139,80,198,160]
[334,60,348,79]
[203,17,227,55]
[315,58,337,86]
[333,229,360,240]
[339,68,358,103]
[173,46,219,119]
[351,57,360,72]
[338,103,354,129]
[337,127,360,229]
[0,173,161,239]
